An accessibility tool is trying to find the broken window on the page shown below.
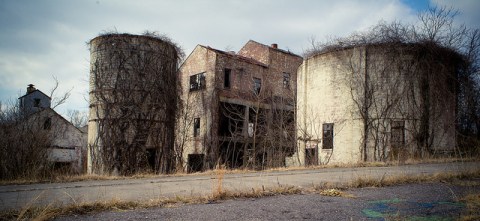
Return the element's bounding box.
[34,98,41,107]
[43,117,52,130]
[219,102,244,136]
[283,72,290,89]
[322,123,334,149]
[189,72,206,91]
[248,122,254,137]
[253,77,261,95]
[391,121,405,148]
[193,118,200,137]
[224,68,231,88]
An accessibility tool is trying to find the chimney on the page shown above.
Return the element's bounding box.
[27,84,36,94]
[271,43,278,49]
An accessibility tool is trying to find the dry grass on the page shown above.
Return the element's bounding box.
[346,170,480,189]
[211,166,226,198]
[318,188,355,198]
[0,185,302,221]
[1,169,479,221]
[459,194,480,221]
[1,157,476,186]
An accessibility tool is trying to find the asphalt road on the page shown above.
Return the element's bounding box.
[55,181,480,220]
[0,161,478,212]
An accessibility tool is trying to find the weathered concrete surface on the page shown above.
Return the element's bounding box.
[56,181,480,221]
[0,162,478,211]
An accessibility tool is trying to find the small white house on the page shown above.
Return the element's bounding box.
[19,84,87,173]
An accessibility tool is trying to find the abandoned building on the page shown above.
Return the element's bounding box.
[18,84,87,173]
[178,40,303,172]
[84,33,461,174]
[88,34,180,175]
[293,42,461,166]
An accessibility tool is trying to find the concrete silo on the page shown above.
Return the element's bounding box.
[88,34,179,175]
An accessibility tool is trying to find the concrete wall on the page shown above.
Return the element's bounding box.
[88,34,178,174]
[292,49,363,166]
[294,45,457,166]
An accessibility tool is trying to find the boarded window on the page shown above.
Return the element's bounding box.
[189,72,206,91]
[193,118,200,137]
[283,72,290,89]
[322,123,334,149]
[253,78,261,95]
[224,68,231,88]
[391,121,405,148]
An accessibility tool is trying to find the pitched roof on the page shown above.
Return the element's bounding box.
[25,107,85,134]
[18,89,52,100]
[245,40,303,59]
[200,45,268,68]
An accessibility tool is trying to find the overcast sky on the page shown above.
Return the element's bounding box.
[1,0,479,118]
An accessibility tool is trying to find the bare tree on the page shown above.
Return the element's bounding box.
[88,33,183,175]
[0,80,74,180]
[49,76,72,109]
[67,109,88,128]
[305,6,475,161]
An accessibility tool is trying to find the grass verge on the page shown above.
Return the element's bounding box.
[1,157,476,186]
[459,193,480,221]
[2,169,479,221]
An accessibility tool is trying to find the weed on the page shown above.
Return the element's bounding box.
[1,167,479,220]
[319,188,344,197]
[459,194,480,221]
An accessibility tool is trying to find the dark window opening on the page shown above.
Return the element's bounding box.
[283,72,290,89]
[34,98,41,107]
[43,117,52,130]
[190,72,206,91]
[391,121,405,148]
[188,154,204,173]
[248,107,267,137]
[322,123,334,149]
[224,68,231,88]
[52,162,72,174]
[194,118,200,137]
[253,78,261,95]
[219,102,244,136]
[146,149,157,171]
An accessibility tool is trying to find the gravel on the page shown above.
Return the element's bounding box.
[55,180,479,221]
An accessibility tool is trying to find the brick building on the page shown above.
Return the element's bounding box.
[178,40,302,172]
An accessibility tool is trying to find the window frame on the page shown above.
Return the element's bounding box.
[224,68,231,89]
[253,77,262,95]
[283,72,291,89]
[391,120,405,148]
[193,117,200,137]
[43,117,52,130]
[322,123,334,149]
[189,72,206,92]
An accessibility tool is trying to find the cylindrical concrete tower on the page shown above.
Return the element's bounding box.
[88,34,179,175]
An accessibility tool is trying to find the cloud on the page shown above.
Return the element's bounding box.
[2,0,470,119]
